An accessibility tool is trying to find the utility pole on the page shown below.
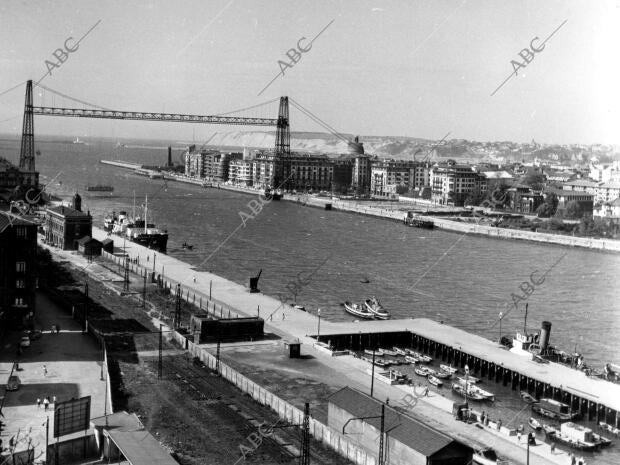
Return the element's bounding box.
[215,335,221,375]
[174,284,182,329]
[84,282,89,333]
[370,349,376,397]
[158,324,163,379]
[378,403,385,465]
[142,272,147,308]
[45,417,49,462]
[123,256,130,293]
[299,403,310,465]
[524,303,529,334]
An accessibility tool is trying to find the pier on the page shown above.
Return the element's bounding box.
[100,159,143,170]
[315,318,620,428]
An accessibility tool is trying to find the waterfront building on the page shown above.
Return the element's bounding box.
[204,151,241,182]
[370,159,417,195]
[352,154,373,195]
[430,160,485,206]
[184,146,209,178]
[328,387,472,465]
[252,151,277,189]
[280,153,333,192]
[0,214,38,328]
[331,156,354,194]
[228,158,254,186]
[44,193,92,250]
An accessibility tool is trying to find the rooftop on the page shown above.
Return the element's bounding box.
[329,386,460,457]
[47,205,90,217]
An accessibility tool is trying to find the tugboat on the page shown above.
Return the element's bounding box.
[451,383,486,401]
[124,195,169,253]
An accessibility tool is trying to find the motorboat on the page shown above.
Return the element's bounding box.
[406,350,432,363]
[344,301,374,319]
[451,383,486,401]
[364,349,383,357]
[528,417,542,431]
[532,398,580,421]
[432,370,451,380]
[405,355,418,364]
[393,347,408,356]
[598,421,620,437]
[364,297,391,320]
[457,380,495,401]
[380,348,398,356]
[428,375,443,387]
[520,391,539,404]
[440,364,458,375]
[181,241,194,250]
[414,366,431,377]
[293,304,306,312]
[457,375,481,385]
[472,447,509,465]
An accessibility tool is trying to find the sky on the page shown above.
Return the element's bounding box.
[1,0,619,146]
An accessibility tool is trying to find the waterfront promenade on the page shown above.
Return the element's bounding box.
[79,226,577,464]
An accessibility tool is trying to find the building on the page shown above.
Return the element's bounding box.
[506,186,544,214]
[328,387,472,465]
[595,197,620,218]
[352,155,373,195]
[77,236,103,257]
[551,189,594,217]
[331,157,354,194]
[589,162,620,183]
[595,182,620,204]
[0,214,38,328]
[183,147,242,182]
[252,151,277,189]
[562,179,599,195]
[430,161,485,206]
[280,153,334,192]
[370,159,418,195]
[228,158,254,186]
[45,193,92,250]
[0,157,39,191]
[184,145,207,178]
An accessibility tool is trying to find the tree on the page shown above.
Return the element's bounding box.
[565,200,583,219]
[464,190,485,206]
[536,193,558,217]
[522,170,546,190]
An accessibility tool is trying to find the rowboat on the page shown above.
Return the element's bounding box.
[528,417,542,431]
[406,350,432,363]
[364,349,383,356]
[380,348,398,357]
[440,364,458,375]
[451,383,486,401]
[393,347,408,356]
[520,391,539,404]
[405,355,418,364]
[428,375,443,387]
[344,301,375,319]
[459,382,495,401]
[364,297,391,320]
[432,370,451,380]
[414,366,430,377]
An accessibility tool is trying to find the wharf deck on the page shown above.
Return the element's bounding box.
[318,317,620,412]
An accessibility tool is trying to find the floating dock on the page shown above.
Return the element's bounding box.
[315,318,620,428]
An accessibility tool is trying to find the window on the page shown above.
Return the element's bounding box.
[16,279,26,289]
[14,297,25,306]
[16,226,27,238]
[16,262,26,272]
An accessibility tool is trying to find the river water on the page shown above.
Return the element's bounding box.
[3,136,620,463]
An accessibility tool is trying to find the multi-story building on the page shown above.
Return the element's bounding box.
[551,189,594,217]
[45,193,92,250]
[281,153,334,192]
[370,160,415,195]
[562,179,599,196]
[184,145,208,178]
[0,214,38,328]
[252,151,277,189]
[184,147,242,182]
[331,157,354,194]
[430,161,485,206]
[229,158,254,186]
[595,182,620,204]
[352,155,373,195]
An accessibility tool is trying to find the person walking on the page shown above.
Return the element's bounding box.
[42,364,47,376]
[517,431,521,444]
[37,398,41,409]
[43,397,49,411]
[53,395,56,405]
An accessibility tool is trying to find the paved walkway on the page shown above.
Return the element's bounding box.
[0,291,107,463]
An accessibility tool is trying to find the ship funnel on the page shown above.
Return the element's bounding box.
[540,321,552,351]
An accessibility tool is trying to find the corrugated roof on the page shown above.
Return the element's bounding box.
[107,429,178,465]
[329,386,456,457]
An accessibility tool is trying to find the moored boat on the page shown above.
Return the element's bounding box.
[414,366,430,377]
[405,355,418,364]
[380,348,398,357]
[528,417,542,430]
[440,364,458,374]
[433,370,451,380]
[364,297,391,320]
[472,447,509,465]
[393,347,407,356]
[451,383,486,401]
[549,422,602,452]
[428,375,443,387]
[364,349,384,357]
[344,301,374,319]
[406,350,432,363]
[457,381,495,401]
[520,391,539,404]
[457,375,481,385]
[532,398,580,422]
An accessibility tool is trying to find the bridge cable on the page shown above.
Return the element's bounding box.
[34,83,112,111]
[289,98,350,143]
[212,97,280,117]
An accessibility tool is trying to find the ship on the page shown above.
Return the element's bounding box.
[532,398,580,422]
[364,297,391,320]
[86,185,114,192]
[73,136,85,144]
[404,212,434,228]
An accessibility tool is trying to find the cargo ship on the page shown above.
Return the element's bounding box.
[86,185,114,192]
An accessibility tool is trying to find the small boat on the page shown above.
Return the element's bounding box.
[532,398,580,421]
[457,375,480,385]
[380,348,398,357]
[374,359,391,368]
[428,375,443,387]
[472,447,508,465]
[414,366,430,377]
[364,349,383,357]
[406,350,432,363]
[364,297,391,320]
[598,421,620,437]
[459,382,495,401]
[360,277,370,284]
[592,432,612,448]
[181,241,194,250]
[440,364,458,375]
[405,355,418,364]
[528,417,542,430]
[433,370,451,380]
[520,391,539,404]
[393,347,407,356]
[451,383,486,401]
[293,304,306,312]
[344,301,375,319]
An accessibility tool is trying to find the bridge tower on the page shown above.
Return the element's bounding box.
[19,79,38,186]
[274,96,290,189]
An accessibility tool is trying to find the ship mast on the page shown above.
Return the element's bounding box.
[132,190,135,220]
[144,194,148,233]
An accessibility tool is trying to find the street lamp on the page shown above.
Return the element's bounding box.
[317,309,321,343]
[499,312,503,344]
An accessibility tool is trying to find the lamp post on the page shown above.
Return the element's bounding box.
[499,312,503,343]
[317,309,321,343]
[464,364,470,416]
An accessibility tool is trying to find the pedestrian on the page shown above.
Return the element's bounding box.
[517,431,521,443]
[53,395,56,404]
[480,411,485,424]
[570,453,576,465]
[37,398,41,409]
[43,397,49,410]
[550,442,555,454]
[193,275,196,283]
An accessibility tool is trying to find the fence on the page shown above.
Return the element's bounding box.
[100,251,242,319]
[172,330,378,465]
[45,434,99,465]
